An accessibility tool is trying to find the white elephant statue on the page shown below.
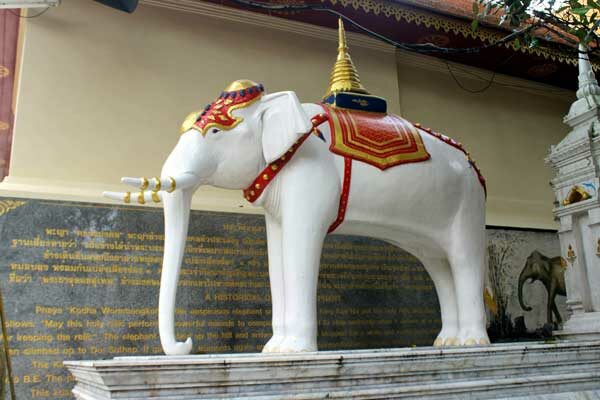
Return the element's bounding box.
[104,78,490,355]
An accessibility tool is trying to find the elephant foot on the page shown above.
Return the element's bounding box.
[443,337,460,346]
[433,327,459,347]
[277,336,317,353]
[262,335,285,353]
[458,327,490,346]
[461,337,491,346]
[161,337,193,355]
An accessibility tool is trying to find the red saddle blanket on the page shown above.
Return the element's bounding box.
[322,105,430,170]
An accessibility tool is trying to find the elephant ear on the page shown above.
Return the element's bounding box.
[541,258,552,273]
[259,91,312,164]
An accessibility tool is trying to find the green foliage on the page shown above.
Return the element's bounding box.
[475,0,600,50]
[486,235,516,339]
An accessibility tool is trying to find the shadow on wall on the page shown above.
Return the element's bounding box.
[485,229,566,342]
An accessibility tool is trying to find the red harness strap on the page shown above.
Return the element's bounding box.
[327,156,352,233]
[243,131,311,203]
[413,122,487,197]
[243,112,351,233]
[243,112,328,203]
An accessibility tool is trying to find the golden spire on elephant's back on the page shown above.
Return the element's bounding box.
[324,18,370,98]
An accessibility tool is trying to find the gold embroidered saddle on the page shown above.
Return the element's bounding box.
[322,105,430,170]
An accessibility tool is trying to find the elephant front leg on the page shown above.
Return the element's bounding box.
[262,214,286,353]
[549,286,562,326]
[552,297,562,325]
[546,291,554,326]
[420,257,459,347]
[277,216,329,353]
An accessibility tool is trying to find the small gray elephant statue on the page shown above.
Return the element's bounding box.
[518,250,566,325]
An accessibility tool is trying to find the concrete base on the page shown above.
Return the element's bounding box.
[554,312,600,340]
[65,340,600,400]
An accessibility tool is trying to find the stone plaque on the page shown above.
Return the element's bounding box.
[0,197,439,399]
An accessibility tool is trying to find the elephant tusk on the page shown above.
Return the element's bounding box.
[122,176,153,189]
[103,191,131,203]
[102,190,162,204]
[121,173,195,192]
[108,173,198,206]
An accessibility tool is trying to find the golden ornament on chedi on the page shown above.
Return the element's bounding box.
[324,19,369,97]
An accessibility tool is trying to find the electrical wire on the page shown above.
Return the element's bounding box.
[2,0,573,94]
[228,0,579,94]
[446,61,499,93]
[445,52,517,93]
[227,0,545,55]
[444,53,570,95]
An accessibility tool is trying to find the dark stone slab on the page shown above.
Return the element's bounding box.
[0,197,439,399]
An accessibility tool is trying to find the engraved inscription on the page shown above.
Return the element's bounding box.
[0,198,439,399]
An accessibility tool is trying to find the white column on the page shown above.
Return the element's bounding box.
[584,208,600,311]
[557,215,585,318]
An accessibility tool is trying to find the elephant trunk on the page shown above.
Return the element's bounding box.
[158,187,194,355]
[518,269,532,312]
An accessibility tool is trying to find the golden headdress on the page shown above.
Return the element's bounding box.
[180,79,264,135]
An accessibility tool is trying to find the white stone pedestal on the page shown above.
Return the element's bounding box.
[65,340,600,399]
[555,311,600,340]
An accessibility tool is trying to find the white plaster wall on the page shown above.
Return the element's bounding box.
[3,0,399,213]
[396,59,572,229]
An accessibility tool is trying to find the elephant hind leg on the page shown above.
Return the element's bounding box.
[420,256,459,347]
[446,199,490,346]
[448,247,489,345]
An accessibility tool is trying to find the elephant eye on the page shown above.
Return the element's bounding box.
[211,128,220,134]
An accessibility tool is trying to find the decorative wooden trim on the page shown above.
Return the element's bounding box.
[141,0,591,70]
[326,0,587,69]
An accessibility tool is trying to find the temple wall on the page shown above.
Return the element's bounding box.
[1,0,573,228]
[1,0,399,214]
[0,2,574,397]
[396,55,572,229]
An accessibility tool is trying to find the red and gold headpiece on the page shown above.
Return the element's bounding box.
[180,79,265,136]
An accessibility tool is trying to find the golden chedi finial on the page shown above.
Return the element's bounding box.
[324,18,369,98]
